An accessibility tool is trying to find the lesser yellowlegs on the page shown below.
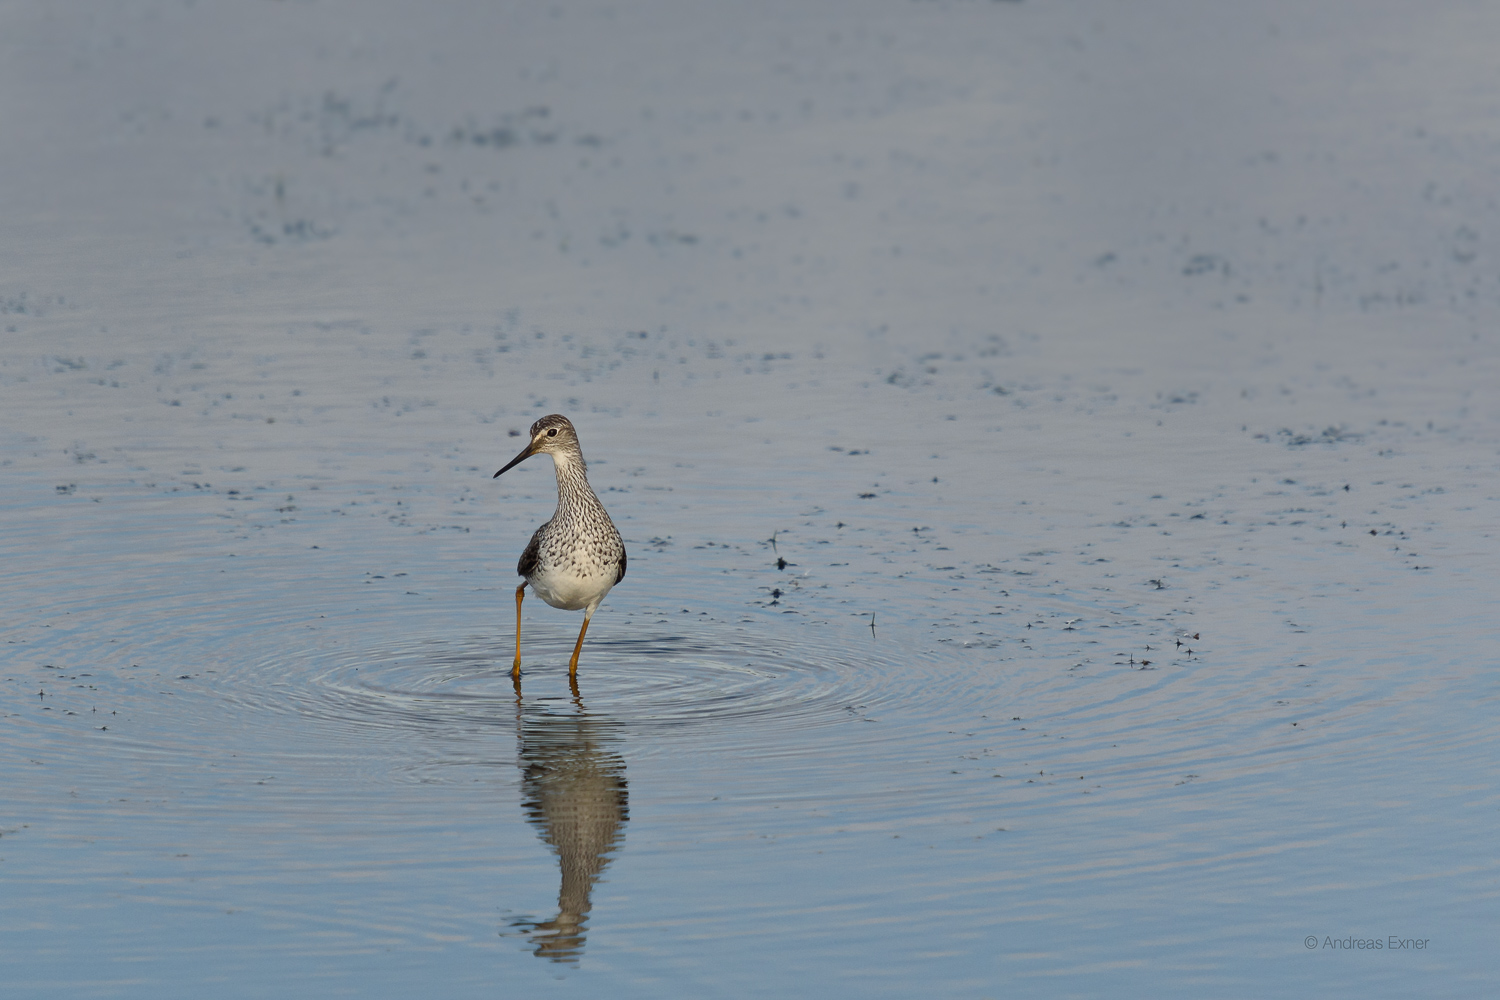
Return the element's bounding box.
[494,414,626,678]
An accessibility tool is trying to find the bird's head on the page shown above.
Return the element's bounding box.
[494,414,581,478]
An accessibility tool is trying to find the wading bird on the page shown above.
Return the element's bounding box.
[494,415,625,678]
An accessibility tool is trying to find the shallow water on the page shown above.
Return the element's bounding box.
[3,1,1499,996]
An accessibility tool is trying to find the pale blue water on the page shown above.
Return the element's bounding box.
[2,1,1498,996]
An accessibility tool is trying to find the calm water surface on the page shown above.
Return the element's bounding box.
[3,328,1494,997]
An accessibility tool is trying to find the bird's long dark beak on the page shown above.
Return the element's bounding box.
[493,441,536,478]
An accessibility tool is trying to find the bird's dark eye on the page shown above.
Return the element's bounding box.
[547,428,558,437]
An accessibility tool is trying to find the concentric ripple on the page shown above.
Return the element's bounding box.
[225,618,975,765]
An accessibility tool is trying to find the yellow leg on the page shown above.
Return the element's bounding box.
[568,610,594,677]
[512,583,526,678]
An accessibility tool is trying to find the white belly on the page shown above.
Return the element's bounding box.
[529,562,616,612]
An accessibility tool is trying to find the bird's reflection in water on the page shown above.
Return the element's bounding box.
[509,676,627,963]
